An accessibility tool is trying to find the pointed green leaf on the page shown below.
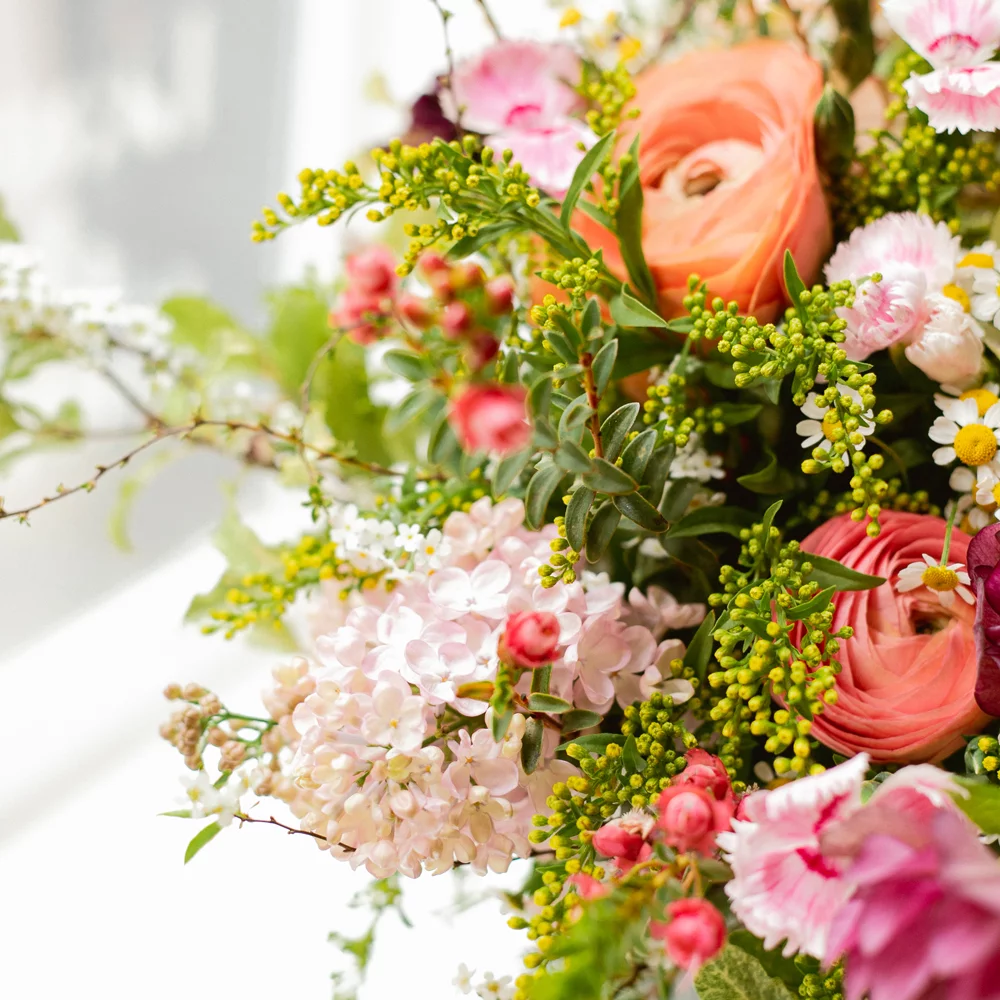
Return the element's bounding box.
[528,693,573,714]
[525,464,566,529]
[184,821,223,864]
[600,402,640,462]
[592,340,618,395]
[528,374,554,418]
[586,502,622,562]
[616,138,658,307]
[663,505,754,539]
[521,718,544,775]
[491,707,514,742]
[737,448,797,495]
[566,486,595,552]
[383,349,431,382]
[558,393,594,436]
[683,611,717,683]
[560,709,602,733]
[695,945,797,1000]
[620,427,657,482]
[582,458,637,495]
[493,448,533,497]
[556,439,593,473]
[783,250,808,321]
[807,554,885,591]
[786,585,835,621]
[159,809,193,819]
[609,286,669,329]
[622,734,647,773]
[614,491,669,533]
[556,733,626,753]
[560,131,617,225]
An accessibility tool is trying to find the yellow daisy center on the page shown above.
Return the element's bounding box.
[993,483,1000,507]
[942,283,971,312]
[954,423,998,466]
[959,252,994,269]
[821,410,842,442]
[921,565,959,592]
[960,387,1000,416]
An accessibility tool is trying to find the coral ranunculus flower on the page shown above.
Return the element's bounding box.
[574,40,832,321]
[800,512,988,763]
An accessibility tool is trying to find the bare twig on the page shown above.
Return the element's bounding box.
[234,812,355,851]
[429,0,463,132]
[473,0,502,39]
[777,0,810,47]
[581,352,604,460]
[646,0,698,65]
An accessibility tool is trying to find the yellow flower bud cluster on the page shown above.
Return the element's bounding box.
[538,515,580,588]
[834,51,1000,236]
[800,481,938,526]
[969,734,1000,782]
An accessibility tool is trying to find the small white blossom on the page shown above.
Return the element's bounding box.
[896,553,974,609]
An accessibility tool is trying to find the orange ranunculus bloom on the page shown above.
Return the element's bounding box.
[576,40,832,322]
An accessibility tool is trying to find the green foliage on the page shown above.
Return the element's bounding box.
[695,945,798,1000]
[183,821,223,864]
[954,776,1000,833]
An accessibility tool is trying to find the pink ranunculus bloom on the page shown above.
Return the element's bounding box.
[826,807,1000,1000]
[905,64,1000,135]
[448,384,531,456]
[904,296,985,387]
[501,610,561,669]
[651,898,727,971]
[655,784,734,856]
[675,749,734,805]
[442,40,584,136]
[718,754,870,959]
[490,118,597,198]
[883,0,1000,68]
[345,245,398,297]
[799,512,988,763]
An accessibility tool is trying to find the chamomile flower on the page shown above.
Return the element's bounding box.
[896,552,974,608]
[974,465,1000,520]
[795,387,874,456]
[935,382,1000,414]
[929,395,1000,472]
[947,493,992,533]
[971,267,1000,326]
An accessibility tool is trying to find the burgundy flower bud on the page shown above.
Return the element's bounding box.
[501,610,560,669]
[485,276,516,315]
[966,522,1000,713]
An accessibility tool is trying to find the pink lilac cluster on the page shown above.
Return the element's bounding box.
[265,498,699,878]
[441,40,596,195]
[883,0,1000,134]
[825,212,984,386]
[720,754,1000,1000]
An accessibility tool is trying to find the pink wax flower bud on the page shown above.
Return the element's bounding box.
[419,251,450,276]
[466,332,500,371]
[485,276,516,315]
[656,785,733,856]
[442,300,474,338]
[566,872,608,902]
[397,293,435,330]
[345,246,398,297]
[452,261,485,290]
[331,288,388,345]
[675,749,734,805]
[651,898,726,970]
[592,820,647,862]
[448,383,530,455]
[501,610,560,669]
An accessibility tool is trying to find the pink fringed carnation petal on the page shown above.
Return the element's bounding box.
[883,0,1000,68]
[905,65,1000,134]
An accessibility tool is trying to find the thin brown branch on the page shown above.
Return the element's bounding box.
[235,812,355,851]
[776,0,810,47]
[429,0,463,132]
[473,0,502,39]
[94,362,164,428]
[581,352,604,460]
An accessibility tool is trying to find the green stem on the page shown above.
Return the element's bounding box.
[941,498,960,565]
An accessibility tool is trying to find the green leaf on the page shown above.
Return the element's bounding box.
[525,463,566,529]
[646,445,675,509]
[727,932,805,991]
[0,196,20,241]
[609,285,669,329]
[660,478,701,521]
[159,809,193,818]
[533,420,558,449]
[491,708,514,742]
[528,374,554,418]
[546,329,580,365]
[556,733,626,754]
[427,411,459,465]
[664,505,754,540]
[616,138,658,307]
[528,693,573,714]
[586,502,622,562]
[582,458,637,495]
[715,403,763,426]
[521,718,544,775]
[786,585,835,621]
[387,386,438,434]
[560,710,602,733]
[566,486,595,552]
[737,448,797,495]
[600,402,640,462]
[760,500,783,538]
[184,821,223,864]
[382,349,431,382]
[558,394,594,436]
[614,330,671,377]
[162,295,246,354]
[695,945,798,1000]
[783,250,808,322]
[560,131,617,225]
[683,610,716,683]
[954,777,1000,834]
[614,491,669,533]
[622,735,647,773]
[592,340,618,395]
[448,220,521,259]
[807,553,885,591]
[620,428,657,482]
[493,448,533,497]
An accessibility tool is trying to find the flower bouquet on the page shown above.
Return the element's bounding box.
[7,0,1000,998]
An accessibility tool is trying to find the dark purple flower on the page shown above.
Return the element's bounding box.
[400,92,456,146]
[966,522,1000,715]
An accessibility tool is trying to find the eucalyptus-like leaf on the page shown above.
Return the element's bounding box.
[591,340,618,395]
[493,448,533,498]
[525,463,566,529]
[614,491,669,533]
[620,428,657,482]
[383,349,431,382]
[582,458,637,495]
[560,709,602,733]
[556,439,593,473]
[527,693,573,714]
[586,501,622,562]
[565,486,595,552]
[520,717,544,775]
[600,402,640,462]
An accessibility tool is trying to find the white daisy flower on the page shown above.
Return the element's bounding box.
[946,494,992,534]
[929,396,1000,471]
[971,266,1000,327]
[896,552,974,609]
[953,244,1000,311]
[670,435,725,482]
[935,382,1000,415]
[795,387,874,456]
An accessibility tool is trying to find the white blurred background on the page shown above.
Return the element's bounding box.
[0,2,585,996]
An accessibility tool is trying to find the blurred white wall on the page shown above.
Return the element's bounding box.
[0,2,574,997]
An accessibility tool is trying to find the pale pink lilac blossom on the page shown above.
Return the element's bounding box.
[268,498,691,877]
[883,0,1000,133]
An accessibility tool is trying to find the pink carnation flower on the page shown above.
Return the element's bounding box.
[440,40,595,196]
[904,64,1000,134]
[827,808,1000,1000]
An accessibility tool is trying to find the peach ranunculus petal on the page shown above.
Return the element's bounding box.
[571,40,832,322]
[799,512,988,764]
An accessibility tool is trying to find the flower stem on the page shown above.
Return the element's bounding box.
[941,499,960,565]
